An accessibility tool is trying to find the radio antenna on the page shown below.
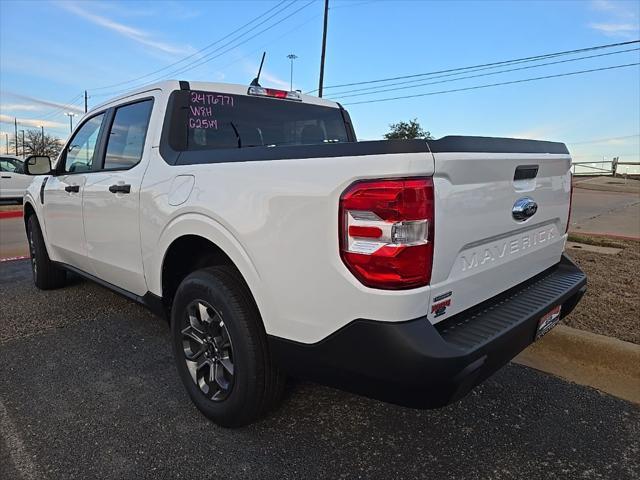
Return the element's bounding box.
[250,52,266,87]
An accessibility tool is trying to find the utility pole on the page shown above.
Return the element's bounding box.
[84,90,88,113]
[287,54,298,91]
[41,126,45,155]
[4,133,8,154]
[14,118,18,155]
[318,0,329,97]
[19,130,25,158]
[65,112,76,133]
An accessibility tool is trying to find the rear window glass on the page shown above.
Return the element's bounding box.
[167,90,350,151]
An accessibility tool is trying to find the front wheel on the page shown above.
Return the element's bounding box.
[26,215,66,290]
[171,266,285,427]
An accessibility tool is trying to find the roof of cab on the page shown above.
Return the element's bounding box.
[89,80,339,115]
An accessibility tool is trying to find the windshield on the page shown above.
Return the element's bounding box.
[167,90,351,151]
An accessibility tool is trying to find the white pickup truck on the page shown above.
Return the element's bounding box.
[22,80,586,427]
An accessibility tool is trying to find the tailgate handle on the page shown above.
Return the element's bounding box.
[514,165,539,181]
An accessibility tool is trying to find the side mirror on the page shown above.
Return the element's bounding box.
[24,155,52,175]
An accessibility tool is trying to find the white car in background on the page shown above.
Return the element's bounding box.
[0,155,32,201]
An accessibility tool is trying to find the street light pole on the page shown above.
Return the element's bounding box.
[14,118,18,155]
[4,133,8,154]
[287,54,298,91]
[65,112,76,134]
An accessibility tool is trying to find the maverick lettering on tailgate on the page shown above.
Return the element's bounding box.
[460,226,556,272]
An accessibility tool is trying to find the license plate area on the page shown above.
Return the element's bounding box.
[535,305,562,340]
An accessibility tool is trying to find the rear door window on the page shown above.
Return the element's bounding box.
[103,99,153,170]
[168,90,350,151]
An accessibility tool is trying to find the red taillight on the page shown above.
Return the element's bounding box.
[566,173,574,233]
[339,177,434,290]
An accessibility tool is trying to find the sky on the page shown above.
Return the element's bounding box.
[1,0,639,167]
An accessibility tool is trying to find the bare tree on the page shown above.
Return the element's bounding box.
[9,129,63,158]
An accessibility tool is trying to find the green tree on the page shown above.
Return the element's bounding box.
[384,118,433,140]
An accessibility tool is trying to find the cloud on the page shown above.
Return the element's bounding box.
[0,114,66,129]
[589,22,639,37]
[55,1,194,56]
[243,61,291,89]
[508,124,564,142]
[1,91,84,114]
[588,0,639,38]
[591,0,637,17]
[261,71,291,90]
[0,104,42,112]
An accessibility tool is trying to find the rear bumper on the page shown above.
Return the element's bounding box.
[269,254,587,408]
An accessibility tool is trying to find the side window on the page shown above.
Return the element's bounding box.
[0,159,22,173]
[64,114,105,173]
[103,100,153,170]
[0,159,16,172]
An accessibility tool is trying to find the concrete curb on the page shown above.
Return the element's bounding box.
[569,231,640,242]
[514,325,640,405]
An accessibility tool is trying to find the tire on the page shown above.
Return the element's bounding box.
[171,266,285,427]
[26,214,66,290]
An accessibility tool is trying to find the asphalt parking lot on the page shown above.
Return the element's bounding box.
[1,259,639,479]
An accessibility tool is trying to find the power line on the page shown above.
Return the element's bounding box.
[331,47,640,99]
[91,1,315,99]
[342,63,640,105]
[331,47,640,97]
[152,0,314,82]
[308,39,640,93]
[156,0,314,76]
[214,12,323,73]
[90,0,291,92]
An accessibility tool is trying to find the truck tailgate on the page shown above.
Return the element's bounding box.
[425,136,572,324]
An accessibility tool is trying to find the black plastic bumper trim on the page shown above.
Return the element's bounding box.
[268,254,586,409]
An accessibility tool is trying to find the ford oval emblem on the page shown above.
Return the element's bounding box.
[512,197,538,221]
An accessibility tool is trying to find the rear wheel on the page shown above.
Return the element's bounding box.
[171,266,285,427]
[26,215,66,290]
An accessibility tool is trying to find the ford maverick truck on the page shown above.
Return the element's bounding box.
[22,80,586,427]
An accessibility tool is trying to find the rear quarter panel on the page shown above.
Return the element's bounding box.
[141,150,434,343]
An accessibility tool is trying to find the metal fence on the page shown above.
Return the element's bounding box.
[571,158,640,176]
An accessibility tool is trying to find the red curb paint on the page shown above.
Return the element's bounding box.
[0,211,23,220]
